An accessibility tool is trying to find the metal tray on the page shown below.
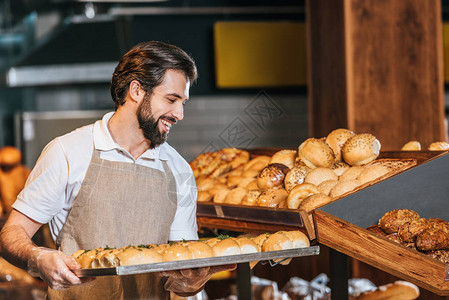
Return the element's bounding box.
[74,246,320,277]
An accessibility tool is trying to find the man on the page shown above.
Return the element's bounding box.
[0,41,234,299]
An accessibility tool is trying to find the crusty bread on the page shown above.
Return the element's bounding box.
[428,141,449,150]
[354,281,419,300]
[256,188,288,208]
[331,161,350,176]
[269,149,297,169]
[241,189,261,206]
[304,167,338,186]
[401,141,421,151]
[298,138,335,168]
[257,163,289,190]
[284,165,309,193]
[317,180,338,196]
[297,193,332,212]
[341,133,381,166]
[325,128,355,161]
[287,183,319,209]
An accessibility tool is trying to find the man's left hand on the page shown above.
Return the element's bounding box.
[161,264,236,297]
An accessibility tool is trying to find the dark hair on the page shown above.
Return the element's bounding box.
[110,41,198,108]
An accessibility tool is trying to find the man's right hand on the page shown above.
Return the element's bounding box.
[28,247,94,290]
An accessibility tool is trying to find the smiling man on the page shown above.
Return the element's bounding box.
[0,41,234,299]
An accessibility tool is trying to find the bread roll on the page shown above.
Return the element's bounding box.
[339,166,364,181]
[304,167,338,186]
[75,249,104,269]
[287,183,319,209]
[401,141,421,151]
[162,244,192,261]
[357,164,390,185]
[257,163,289,190]
[197,191,213,202]
[116,247,163,266]
[227,175,245,188]
[284,165,309,193]
[92,248,118,268]
[398,218,432,243]
[237,177,257,189]
[331,161,350,176]
[224,186,247,205]
[213,188,230,204]
[378,209,420,234]
[204,238,220,248]
[329,179,361,198]
[246,179,259,190]
[234,237,261,254]
[428,141,449,151]
[208,182,229,196]
[341,133,381,166]
[297,193,332,212]
[241,189,261,206]
[256,188,288,208]
[416,228,449,251]
[280,231,310,248]
[219,148,250,169]
[261,232,293,252]
[355,281,419,300]
[0,146,22,168]
[185,241,214,259]
[317,180,338,196]
[252,233,271,248]
[212,238,242,256]
[325,128,355,161]
[210,162,231,178]
[298,138,335,168]
[269,150,297,169]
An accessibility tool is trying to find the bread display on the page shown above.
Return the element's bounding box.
[369,209,449,263]
[73,230,310,269]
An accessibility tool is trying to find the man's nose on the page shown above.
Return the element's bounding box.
[173,102,184,121]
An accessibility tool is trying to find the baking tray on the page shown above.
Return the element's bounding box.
[74,246,320,277]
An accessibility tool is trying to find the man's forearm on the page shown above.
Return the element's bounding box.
[0,224,37,270]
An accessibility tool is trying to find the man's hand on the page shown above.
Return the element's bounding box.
[161,264,236,297]
[28,247,94,290]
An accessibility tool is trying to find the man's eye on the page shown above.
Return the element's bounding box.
[168,99,176,103]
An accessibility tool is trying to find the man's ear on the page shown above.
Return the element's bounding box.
[128,80,145,103]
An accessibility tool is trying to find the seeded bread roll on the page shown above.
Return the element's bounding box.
[241,189,261,206]
[401,141,421,151]
[341,133,381,166]
[269,150,297,169]
[378,209,420,234]
[428,141,449,150]
[331,161,350,176]
[304,167,338,186]
[287,183,319,209]
[284,165,310,193]
[256,188,288,208]
[325,128,355,161]
[297,193,332,212]
[357,164,390,185]
[298,138,335,168]
[317,180,338,195]
[329,179,361,198]
[257,163,289,190]
[339,165,364,181]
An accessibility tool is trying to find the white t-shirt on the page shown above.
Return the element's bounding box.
[13,112,198,242]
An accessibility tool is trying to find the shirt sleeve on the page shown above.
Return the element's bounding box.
[12,138,69,224]
[169,168,199,241]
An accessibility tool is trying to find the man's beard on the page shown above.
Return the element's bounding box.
[137,96,169,148]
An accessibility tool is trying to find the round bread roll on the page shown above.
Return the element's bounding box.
[331,161,350,176]
[284,165,310,193]
[0,146,22,167]
[101,248,126,267]
[252,233,271,248]
[325,128,355,161]
[92,248,119,268]
[297,193,333,212]
[224,186,247,205]
[304,167,338,186]
[237,177,257,189]
[256,188,288,208]
[116,247,163,266]
[401,141,421,151]
[287,183,319,209]
[269,150,297,169]
[241,189,261,206]
[186,241,214,259]
[197,190,213,202]
[212,238,242,256]
[162,244,192,261]
[428,141,449,150]
[205,238,220,248]
[234,237,261,253]
[280,231,310,248]
[246,179,259,190]
[243,156,271,172]
[341,133,381,166]
[208,182,229,196]
[257,163,289,190]
[213,188,230,204]
[298,138,335,168]
[357,164,390,185]
[329,179,361,198]
[317,180,338,196]
[261,232,293,252]
[378,209,420,234]
[339,165,364,181]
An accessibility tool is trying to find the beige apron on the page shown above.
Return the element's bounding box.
[48,149,177,300]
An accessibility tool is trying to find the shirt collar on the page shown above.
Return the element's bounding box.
[93,111,168,161]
